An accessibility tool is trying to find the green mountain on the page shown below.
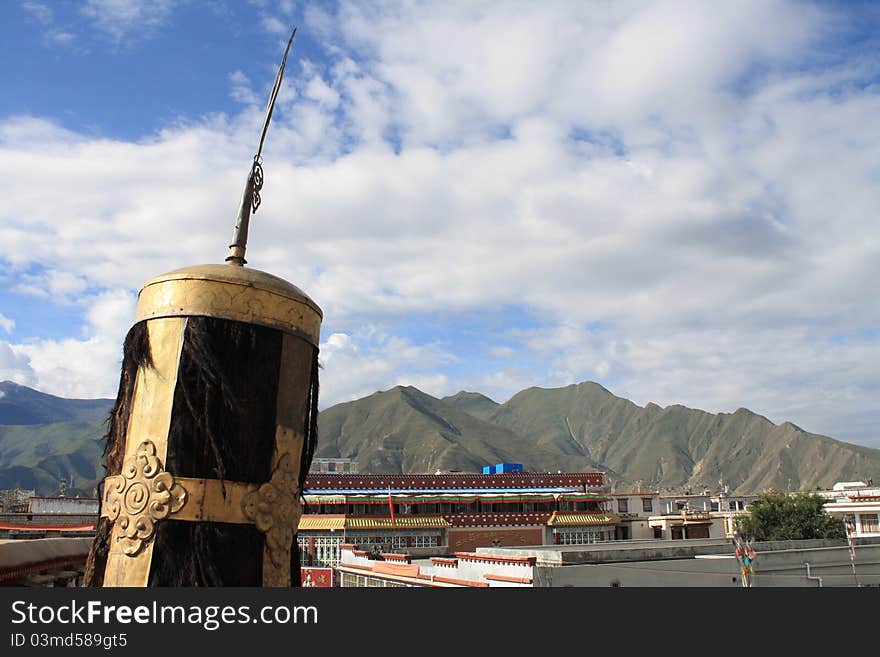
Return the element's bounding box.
[1,380,878,495]
[0,380,111,425]
[0,382,111,494]
[316,386,575,474]
[0,420,106,495]
[440,391,500,422]
[319,382,880,493]
[483,382,880,493]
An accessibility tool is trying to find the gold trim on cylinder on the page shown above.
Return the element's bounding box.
[135,264,322,346]
[103,317,187,587]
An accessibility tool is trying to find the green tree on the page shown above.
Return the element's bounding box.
[735,491,845,542]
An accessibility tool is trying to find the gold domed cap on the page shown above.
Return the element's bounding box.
[136,263,322,345]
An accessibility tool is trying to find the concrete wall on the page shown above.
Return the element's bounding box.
[623,519,655,540]
[538,539,880,587]
[29,498,99,515]
[0,513,98,527]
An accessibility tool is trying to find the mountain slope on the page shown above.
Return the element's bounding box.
[317,386,580,474]
[0,419,106,494]
[487,382,880,493]
[441,391,500,422]
[0,381,112,425]
[1,381,878,495]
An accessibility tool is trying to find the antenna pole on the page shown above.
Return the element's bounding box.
[227,29,297,266]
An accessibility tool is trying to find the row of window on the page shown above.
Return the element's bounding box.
[340,573,416,587]
[615,499,748,514]
[306,501,606,515]
[616,499,653,513]
[555,528,613,545]
[296,534,442,567]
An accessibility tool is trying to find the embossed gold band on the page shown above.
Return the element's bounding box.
[135,266,322,346]
[101,477,256,525]
[100,429,306,586]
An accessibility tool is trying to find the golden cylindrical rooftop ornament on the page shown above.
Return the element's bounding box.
[84,30,322,587]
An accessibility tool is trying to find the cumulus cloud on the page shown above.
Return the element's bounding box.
[0,340,36,389]
[22,2,53,25]
[21,1,78,48]
[0,289,137,399]
[81,0,176,44]
[229,70,260,106]
[0,314,13,334]
[318,330,456,406]
[1,1,878,446]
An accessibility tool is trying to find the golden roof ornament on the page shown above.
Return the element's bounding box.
[85,28,323,588]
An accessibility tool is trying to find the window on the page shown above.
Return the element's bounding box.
[642,498,653,513]
[555,528,609,545]
[860,513,879,534]
[411,535,439,548]
[298,535,344,568]
[341,573,366,587]
[710,502,719,512]
[617,499,629,513]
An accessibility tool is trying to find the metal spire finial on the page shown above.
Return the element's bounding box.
[226,28,297,266]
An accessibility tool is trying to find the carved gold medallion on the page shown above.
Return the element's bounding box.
[103,440,187,556]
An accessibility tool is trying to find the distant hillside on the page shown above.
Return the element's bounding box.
[318,382,880,493]
[485,382,880,493]
[0,419,105,495]
[0,381,111,425]
[1,380,878,495]
[0,382,110,494]
[317,386,576,474]
[441,391,500,422]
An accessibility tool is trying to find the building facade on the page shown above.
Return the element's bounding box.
[613,491,756,540]
[296,471,613,570]
[820,482,880,539]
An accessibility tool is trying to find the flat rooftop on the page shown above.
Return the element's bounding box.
[472,536,880,565]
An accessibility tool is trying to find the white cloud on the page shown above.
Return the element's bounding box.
[13,269,90,301]
[262,16,289,37]
[22,2,53,25]
[229,70,260,106]
[305,75,340,109]
[488,346,514,359]
[0,314,13,334]
[1,1,878,446]
[0,290,136,399]
[0,341,36,389]
[81,0,176,44]
[21,1,78,49]
[318,330,456,406]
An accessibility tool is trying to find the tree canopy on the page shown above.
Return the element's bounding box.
[735,491,845,542]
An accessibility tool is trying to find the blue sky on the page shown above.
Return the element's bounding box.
[0,0,878,450]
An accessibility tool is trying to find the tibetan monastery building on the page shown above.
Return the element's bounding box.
[296,471,616,569]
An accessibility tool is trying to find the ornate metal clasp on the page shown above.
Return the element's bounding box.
[103,440,187,556]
